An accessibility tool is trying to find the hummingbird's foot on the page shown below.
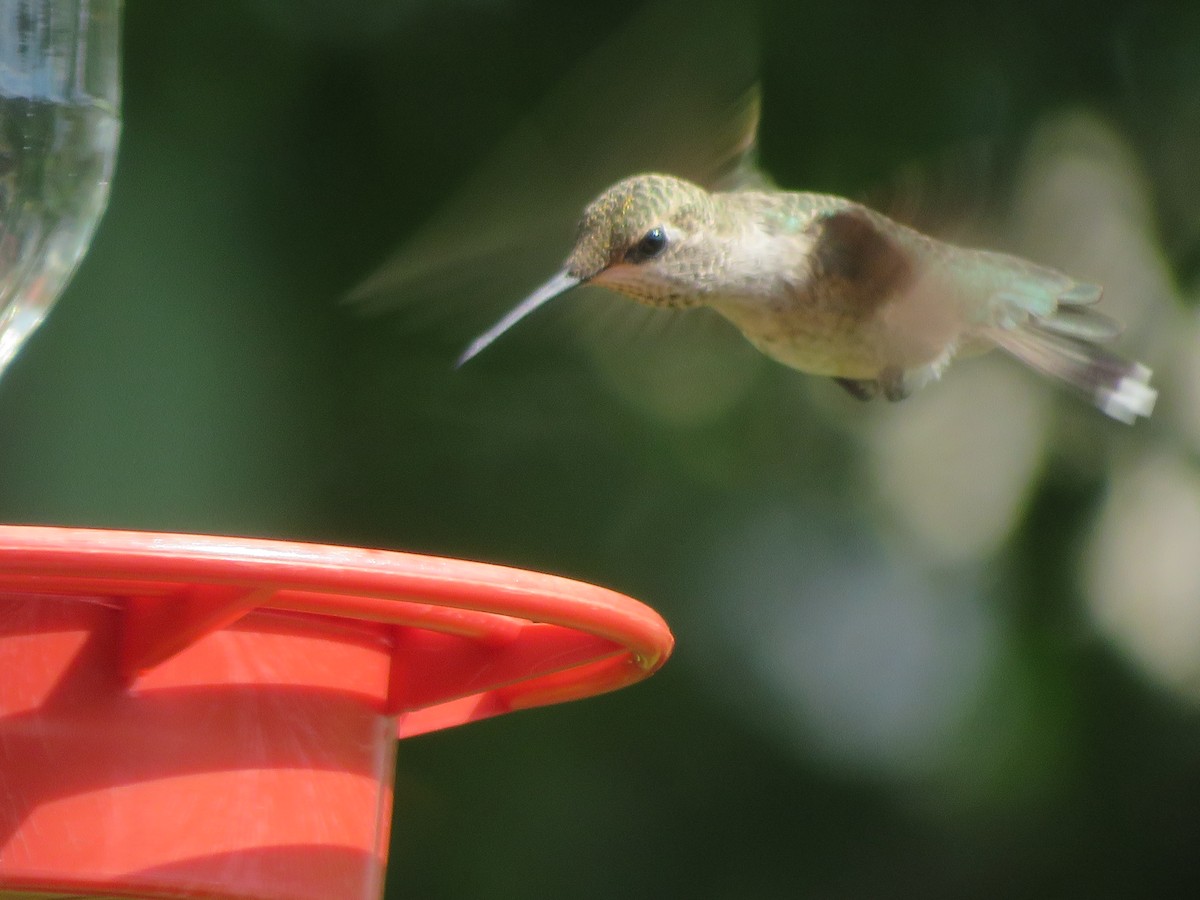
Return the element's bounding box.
[880,366,910,402]
[833,377,878,401]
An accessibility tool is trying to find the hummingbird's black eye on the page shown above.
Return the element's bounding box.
[628,226,668,262]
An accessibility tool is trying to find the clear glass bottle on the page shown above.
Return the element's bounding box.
[0,0,121,379]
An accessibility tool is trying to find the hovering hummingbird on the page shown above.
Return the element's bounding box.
[353,0,1154,423]
[457,172,1157,423]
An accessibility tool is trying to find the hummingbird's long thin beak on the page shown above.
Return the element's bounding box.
[456,270,581,367]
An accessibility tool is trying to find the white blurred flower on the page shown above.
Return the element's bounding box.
[869,358,1048,567]
[695,509,1000,775]
[1163,308,1200,454]
[1084,452,1200,695]
[1010,110,1176,335]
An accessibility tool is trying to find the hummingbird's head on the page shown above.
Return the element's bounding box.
[457,174,717,366]
[565,173,716,307]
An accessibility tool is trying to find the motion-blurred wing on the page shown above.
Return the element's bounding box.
[349,0,762,333]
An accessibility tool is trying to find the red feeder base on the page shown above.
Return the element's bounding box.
[0,526,673,900]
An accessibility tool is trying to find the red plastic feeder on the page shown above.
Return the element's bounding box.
[0,525,672,900]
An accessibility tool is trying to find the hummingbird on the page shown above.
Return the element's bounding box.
[457,172,1157,424]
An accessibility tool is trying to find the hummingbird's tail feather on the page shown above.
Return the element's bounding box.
[1030,302,1124,343]
[988,324,1156,424]
[1057,282,1105,306]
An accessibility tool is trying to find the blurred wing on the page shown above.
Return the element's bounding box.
[860,139,1005,247]
[348,0,762,332]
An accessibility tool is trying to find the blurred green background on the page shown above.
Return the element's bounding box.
[3,1,1200,896]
